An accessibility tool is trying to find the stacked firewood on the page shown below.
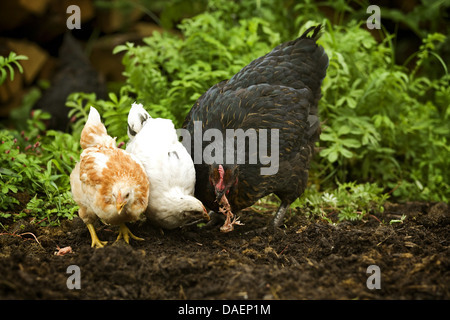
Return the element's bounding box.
[0,0,163,127]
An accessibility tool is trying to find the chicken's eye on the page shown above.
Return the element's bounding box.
[125,192,130,198]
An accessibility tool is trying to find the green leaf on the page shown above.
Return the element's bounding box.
[0,68,7,84]
[337,125,351,135]
[341,138,361,148]
[320,133,336,141]
[112,44,130,54]
[340,147,353,158]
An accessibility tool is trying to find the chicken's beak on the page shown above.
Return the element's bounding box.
[116,192,127,214]
[117,202,126,214]
[215,188,225,203]
[202,205,210,221]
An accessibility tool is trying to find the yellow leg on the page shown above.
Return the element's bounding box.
[86,223,107,248]
[116,224,144,244]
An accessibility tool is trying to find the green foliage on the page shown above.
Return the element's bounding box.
[295,182,389,222]
[112,9,282,127]
[66,91,132,144]
[2,0,449,226]
[0,111,79,225]
[0,51,28,85]
[317,21,449,201]
[374,0,449,39]
[67,0,447,209]
[96,0,448,203]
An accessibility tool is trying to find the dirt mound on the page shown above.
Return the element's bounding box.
[0,202,448,299]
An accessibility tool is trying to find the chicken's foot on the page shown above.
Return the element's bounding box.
[116,224,144,244]
[87,223,107,248]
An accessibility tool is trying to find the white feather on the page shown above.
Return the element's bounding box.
[126,106,206,229]
[127,102,151,141]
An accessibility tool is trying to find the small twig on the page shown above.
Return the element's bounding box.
[182,218,204,227]
[387,180,402,195]
[376,232,394,247]
[18,232,41,245]
[34,216,48,226]
[0,232,20,238]
[279,244,289,255]
[0,231,41,245]
[369,214,382,224]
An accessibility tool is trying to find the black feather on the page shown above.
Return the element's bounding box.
[139,113,149,126]
[183,25,329,227]
[128,123,137,138]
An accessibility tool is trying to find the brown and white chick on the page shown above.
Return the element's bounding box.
[70,107,149,248]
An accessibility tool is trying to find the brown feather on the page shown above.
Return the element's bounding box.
[71,108,149,228]
[80,122,107,149]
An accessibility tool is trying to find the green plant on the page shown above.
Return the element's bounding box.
[389,214,406,225]
[295,182,389,222]
[110,2,286,128]
[0,110,79,225]
[2,0,449,227]
[67,91,133,144]
[68,0,448,205]
[314,19,449,202]
[0,51,28,85]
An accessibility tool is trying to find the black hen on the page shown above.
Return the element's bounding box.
[35,33,107,132]
[182,25,329,230]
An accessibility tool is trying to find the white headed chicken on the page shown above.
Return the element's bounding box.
[126,103,209,229]
[70,107,149,248]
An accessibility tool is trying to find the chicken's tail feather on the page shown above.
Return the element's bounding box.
[127,102,151,140]
[300,24,323,40]
[286,24,328,110]
[80,107,116,149]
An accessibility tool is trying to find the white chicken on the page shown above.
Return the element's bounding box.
[70,107,149,248]
[126,103,209,229]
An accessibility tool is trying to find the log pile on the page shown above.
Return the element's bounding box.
[0,0,163,126]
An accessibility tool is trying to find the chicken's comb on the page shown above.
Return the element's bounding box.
[218,165,224,180]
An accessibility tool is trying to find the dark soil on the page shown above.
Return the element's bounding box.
[0,201,449,300]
